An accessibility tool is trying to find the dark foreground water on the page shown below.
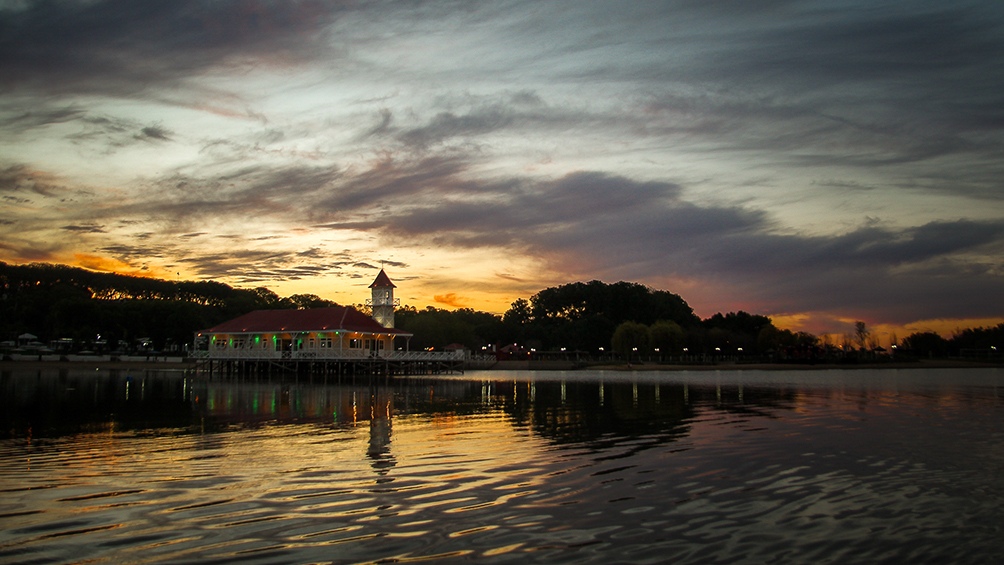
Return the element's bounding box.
[1,367,1002,564]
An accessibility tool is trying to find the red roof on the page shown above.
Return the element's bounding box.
[198,307,411,336]
[369,269,396,288]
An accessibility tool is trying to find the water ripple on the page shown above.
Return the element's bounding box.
[1,369,1003,563]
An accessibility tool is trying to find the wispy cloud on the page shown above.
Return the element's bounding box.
[139,125,172,142]
[0,165,67,198]
[62,224,107,234]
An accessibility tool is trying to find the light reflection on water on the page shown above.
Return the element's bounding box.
[1,367,1002,564]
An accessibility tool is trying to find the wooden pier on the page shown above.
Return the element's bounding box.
[193,350,466,377]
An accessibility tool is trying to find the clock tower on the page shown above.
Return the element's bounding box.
[368,268,398,328]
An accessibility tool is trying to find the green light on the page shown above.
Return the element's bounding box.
[255,335,260,343]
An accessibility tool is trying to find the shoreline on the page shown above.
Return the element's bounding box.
[1,358,999,373]
[584,359,1001,371]
[0,359,198,371]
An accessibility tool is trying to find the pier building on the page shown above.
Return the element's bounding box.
[193,269,464,376]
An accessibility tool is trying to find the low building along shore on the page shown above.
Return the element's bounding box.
[192,270,464,376]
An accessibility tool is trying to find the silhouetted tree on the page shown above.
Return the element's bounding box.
[702,311,771,353]
[902,331,949,358]
[612,321,649,361]
[855,321,869,350]
[650,320,685,357]
[0,261,326,351]
[502,280,698,351]
[950,323,1004,355]
[395,306,502,351]
[288,293,338,309]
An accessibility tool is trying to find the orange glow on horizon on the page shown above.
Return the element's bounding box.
[777,314,1004,344]
[8,257,1000,338]
[72,254,171,280]
[433,293,468,308]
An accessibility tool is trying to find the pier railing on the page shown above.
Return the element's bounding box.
[190,349,465,362]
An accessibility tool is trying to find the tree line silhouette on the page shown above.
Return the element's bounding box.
[1,261,1000,361]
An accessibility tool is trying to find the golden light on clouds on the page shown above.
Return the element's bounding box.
[73,254,166,279]
[434,293,467,308]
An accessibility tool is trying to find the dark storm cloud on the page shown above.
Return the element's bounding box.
[0,0,343,96]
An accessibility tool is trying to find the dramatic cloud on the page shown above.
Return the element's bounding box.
[0,164,67,198]
[0,0,342,97]
[1,0,1003,335]
[315,164,1004,324]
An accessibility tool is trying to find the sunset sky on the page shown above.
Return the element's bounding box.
[2,0,1003,339]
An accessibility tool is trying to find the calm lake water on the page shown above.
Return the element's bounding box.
[1,367,1002,564]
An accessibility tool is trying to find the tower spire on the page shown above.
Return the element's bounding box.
[369,268,398,328]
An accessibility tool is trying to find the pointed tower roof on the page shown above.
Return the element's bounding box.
[369,268,396,288]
